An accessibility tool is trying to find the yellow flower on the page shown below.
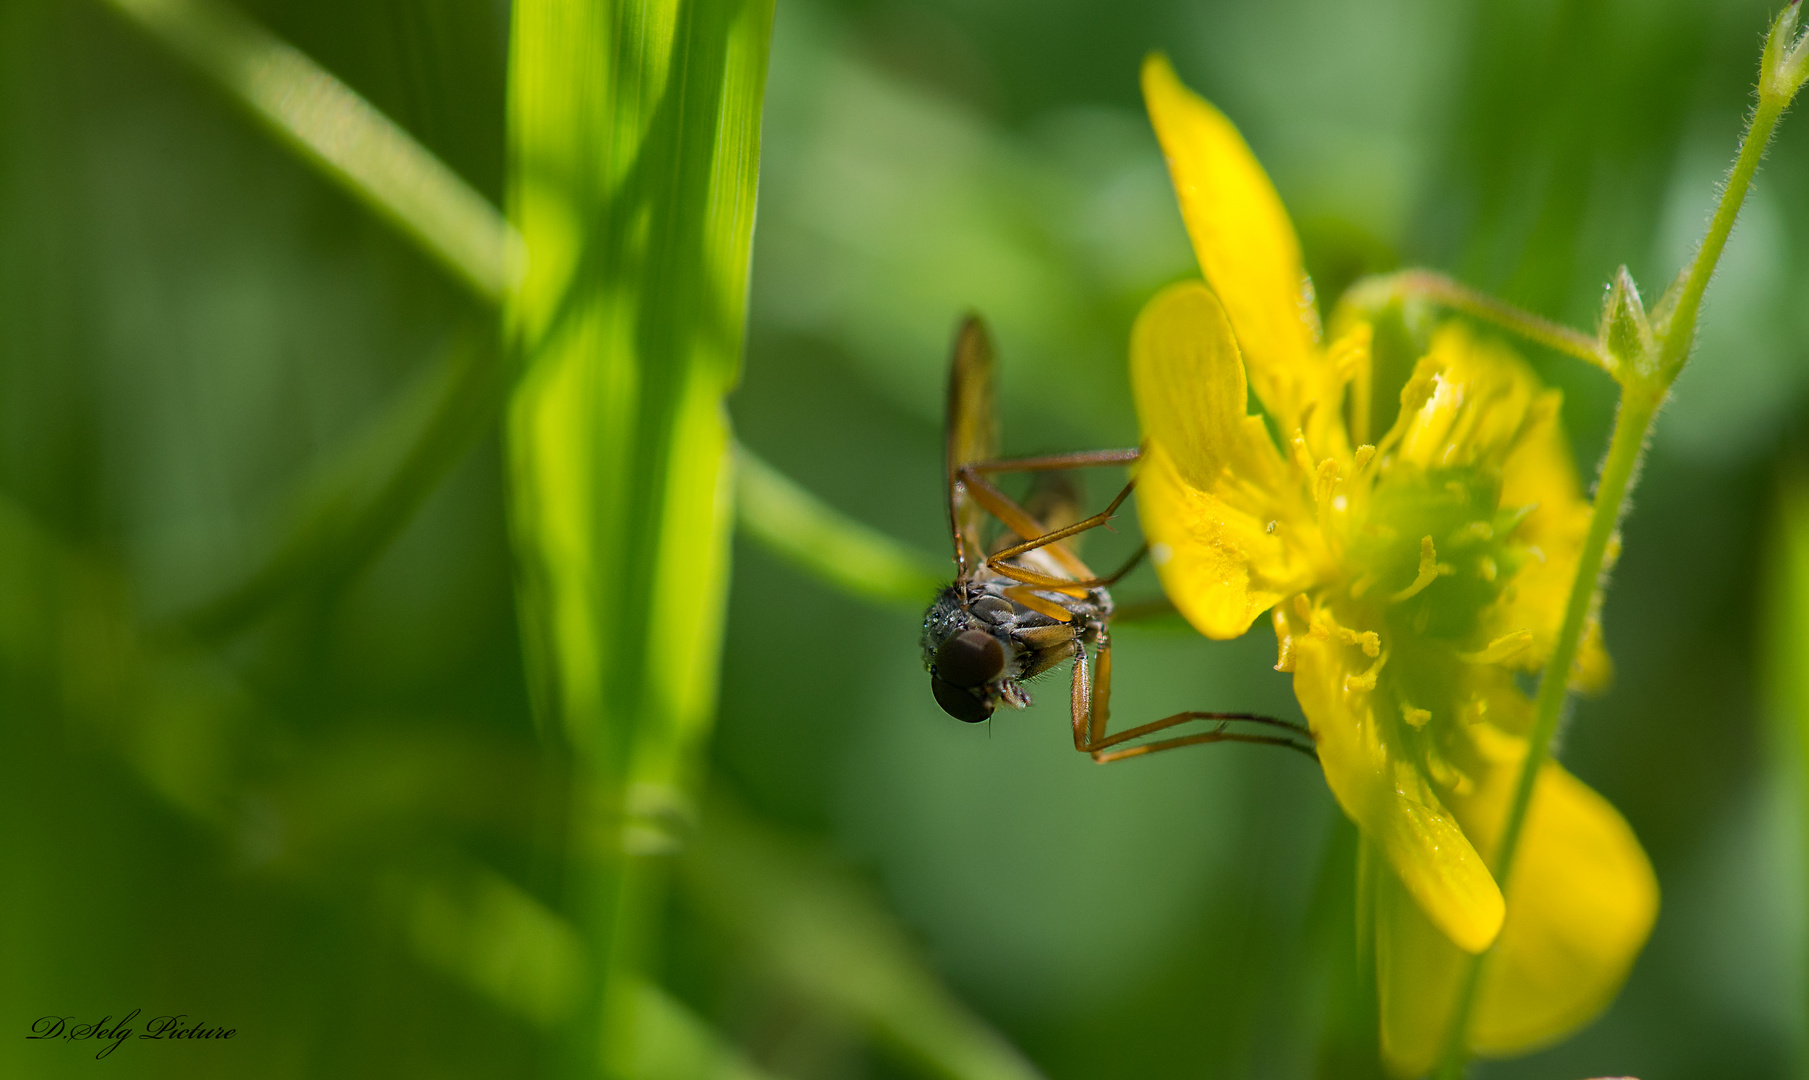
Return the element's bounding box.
[1133,56,1658,1074]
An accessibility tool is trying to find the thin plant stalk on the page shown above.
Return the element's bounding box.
[1431,10,1809,1074]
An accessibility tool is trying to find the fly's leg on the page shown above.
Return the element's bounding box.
[964,448,1141,475]
[956,448,1140,579]
[987,541,1147,594]
[1069,629,1316,763]
[963,471,1142,589]
[980,476,1136,567]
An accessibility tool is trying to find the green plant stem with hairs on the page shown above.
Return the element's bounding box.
[1418,9,1809,1076]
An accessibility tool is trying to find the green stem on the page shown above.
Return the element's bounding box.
[1334,270,1610,375]
[1432,22,1804,1074]
[735,446,947,607]
[1430,385,1659,1079]
[1653,93,1785,377]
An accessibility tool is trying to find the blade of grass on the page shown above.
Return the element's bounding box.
[504,0,773,1076]
[98,0,521,302]
[173,323,510,639]
[105,1,928,633]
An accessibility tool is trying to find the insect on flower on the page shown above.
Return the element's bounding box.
[919,315,1316,762]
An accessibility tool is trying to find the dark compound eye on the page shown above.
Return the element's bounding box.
[934,629,1005,688]
[931,674,994,723]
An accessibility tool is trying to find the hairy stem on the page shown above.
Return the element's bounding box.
[1432,16,1804,1071]
[1653,92,1786,377]
[1334,269,1609,374]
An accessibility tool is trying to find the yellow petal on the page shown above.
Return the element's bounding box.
[1467,764,1659,1056]
[1141,55,1321,430]
[1374,759,1658,1074]
[1139,441,1291,638]
[1130,282,1250,490]
[1394,325,1541,472]
[1130,283,1319,637]
[1493,370,1611,692]
[1293,633,1505,954]
[1374,847,1466,1078]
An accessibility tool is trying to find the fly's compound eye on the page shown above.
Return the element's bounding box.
[931,674,994,723]
[934,629,1005,688]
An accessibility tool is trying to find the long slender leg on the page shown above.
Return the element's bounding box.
[1069,631,1315,763]
[980,476,1136,566]
[1003,585,1081,623]
[965,448,1140,475]
[958,451,1141,581]
[959,471,1097,581]
[1093,730,1319,764]
[985,541,1146,594]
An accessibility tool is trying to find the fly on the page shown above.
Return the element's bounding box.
[920,315,1315,763]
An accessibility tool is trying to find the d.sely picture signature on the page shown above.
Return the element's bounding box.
[28,1010,236,1059]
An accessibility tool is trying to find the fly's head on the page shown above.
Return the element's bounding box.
[920,580,1094,723]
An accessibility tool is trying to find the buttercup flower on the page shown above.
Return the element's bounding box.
[1132,57,1658,1073]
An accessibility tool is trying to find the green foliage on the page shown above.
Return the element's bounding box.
[7,0,1809,1078]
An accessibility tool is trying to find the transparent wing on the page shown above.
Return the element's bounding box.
[946,315,998,576]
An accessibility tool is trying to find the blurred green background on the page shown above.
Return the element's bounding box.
[4,0,1808,1078]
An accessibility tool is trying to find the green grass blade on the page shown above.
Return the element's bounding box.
[735,445,946,608]
[98,0,521,302]
[173,324,509,638]
[504,0,773,1074]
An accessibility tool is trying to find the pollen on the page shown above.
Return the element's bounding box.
[1401,702,1431,728]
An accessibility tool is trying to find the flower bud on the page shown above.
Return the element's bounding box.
[1599,266,1652,376]
[1762,1,1809,101]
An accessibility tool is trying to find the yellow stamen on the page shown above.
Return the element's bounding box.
[1478,555,1497,582]
[1344,649,1389,693]
[1272,608,1297,672]
[1314,459,1340,506]
[1353,444,1377,474]
[1390,536,1455,602]
[1458,629,1534,665]
[1459,521,1493,542]
[1401,702,1431,729]
[1290,431,1316,477]
[1337,625,1382,657]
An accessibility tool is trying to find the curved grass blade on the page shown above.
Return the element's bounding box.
[98,0,521,302]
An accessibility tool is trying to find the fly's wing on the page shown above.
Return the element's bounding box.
[946,315,998,577]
